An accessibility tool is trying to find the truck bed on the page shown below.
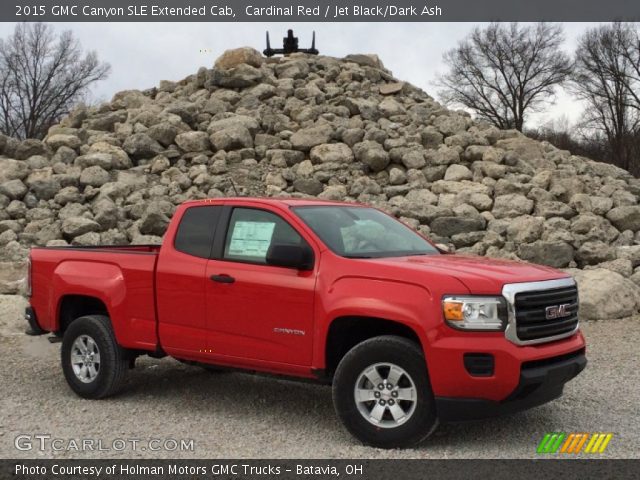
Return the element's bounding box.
[29,244,161,350]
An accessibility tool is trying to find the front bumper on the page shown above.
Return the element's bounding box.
[435,348,586,422]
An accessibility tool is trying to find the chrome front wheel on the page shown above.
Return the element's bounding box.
[354,363,417,428]
[333,336,438,448]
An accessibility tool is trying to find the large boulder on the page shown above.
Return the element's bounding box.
[209,126,253,151]
[24,168,60,200]
[123,133,164,160]
[175,131,211,152]
[570,268,640,320]
[607,206,640,232]
[430,216,485,237]
[290,124,333,151]
[214,47,263,70]
[353,141,390,172]
[61,217,101,239]
[210,64,263,88]
[518,240,574,268]
[492,194,534,218]
[310,143,354,164]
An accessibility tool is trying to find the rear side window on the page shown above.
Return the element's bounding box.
[174,206,221,259]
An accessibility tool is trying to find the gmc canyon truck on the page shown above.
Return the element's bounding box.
[26,197,586,448]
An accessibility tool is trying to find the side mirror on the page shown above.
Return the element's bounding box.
[266,244,313,270]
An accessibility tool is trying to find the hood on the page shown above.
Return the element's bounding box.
[364,254,570,295]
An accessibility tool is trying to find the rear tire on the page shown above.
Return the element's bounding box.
[61,315,128,399]
[332,335,438,449]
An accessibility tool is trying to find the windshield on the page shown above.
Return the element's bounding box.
[292,206,439,258]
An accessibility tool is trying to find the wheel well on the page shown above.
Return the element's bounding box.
[57,295,109,334]
[324,316,422,377]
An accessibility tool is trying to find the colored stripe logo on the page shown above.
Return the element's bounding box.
[537,433,613,454]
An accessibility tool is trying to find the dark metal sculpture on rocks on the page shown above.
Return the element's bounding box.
[263,29,319,57]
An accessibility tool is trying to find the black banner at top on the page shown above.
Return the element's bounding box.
[3,0,640,22]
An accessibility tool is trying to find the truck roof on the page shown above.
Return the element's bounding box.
[182,197,364,208]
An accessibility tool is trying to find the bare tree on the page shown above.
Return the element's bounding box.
[0,23,110,140]
[572,23,640,174]
[437,23,573,131]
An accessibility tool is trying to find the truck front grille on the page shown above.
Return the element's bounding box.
[514,286,579,341]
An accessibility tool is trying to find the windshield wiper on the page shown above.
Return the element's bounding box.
[344,254,374,259]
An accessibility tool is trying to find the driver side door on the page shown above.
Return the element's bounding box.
[204,206,317,366]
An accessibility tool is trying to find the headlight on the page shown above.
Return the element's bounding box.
[442,296,507,331]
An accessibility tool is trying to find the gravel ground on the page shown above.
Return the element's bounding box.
[0,294,638,459]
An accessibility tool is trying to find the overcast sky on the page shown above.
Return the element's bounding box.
[0,22,604,128]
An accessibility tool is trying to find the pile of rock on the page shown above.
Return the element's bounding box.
[1,47,639,319]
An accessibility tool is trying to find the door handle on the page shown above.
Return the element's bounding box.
[210,274,235,284]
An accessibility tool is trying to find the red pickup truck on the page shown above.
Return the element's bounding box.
[26,197,586,448]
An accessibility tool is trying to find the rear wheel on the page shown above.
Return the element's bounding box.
[61,315,128,399]
[332,335,437,448]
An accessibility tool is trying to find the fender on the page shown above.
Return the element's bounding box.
[313,276,436,368]
[50,260,156,350]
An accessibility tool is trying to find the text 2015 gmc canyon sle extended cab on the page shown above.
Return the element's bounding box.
[26,198,586,448]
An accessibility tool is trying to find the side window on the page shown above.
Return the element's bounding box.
[223,208,304,264]
[174,206,221,259]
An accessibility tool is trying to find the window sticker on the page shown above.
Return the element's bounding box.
[228,221,275,258]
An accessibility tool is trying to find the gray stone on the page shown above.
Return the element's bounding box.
[378,97,406,117]
[506,216,544,243]
[79,166,110,187]
[210,126,253,151]
[293,178,324,196]
[535,201,576,219]
[123,133,164,159]
[606,206,640,232]
[353,141,390,172]
[518,241,574,268]
[310,143,353,164]
[433,114,469,136]
[25,169,60,200]
[147,123,179,147]
[62,217,101,239]
[444,164,472,181]
[45,134,82,151]
[215,47,263,70]
[576,241,616,266]
[15,139,48,160]
[616,246,640,267]
[0,180,27,200]
[492,194,534,218]
[430,216,485,237]
[290,124,333,151]
[211,64,263,88]
[571,268,640,319]
[379,82,404,95]
[585,258,634,278]
[401,150,426,169]
[175,131,211,152]
[139,203,171,237]
[0,159,30,183]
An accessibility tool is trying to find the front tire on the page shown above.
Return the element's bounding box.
[61,315,128,399]
[332,335,437,448]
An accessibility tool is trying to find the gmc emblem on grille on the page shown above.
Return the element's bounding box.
[545,303,571,320]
